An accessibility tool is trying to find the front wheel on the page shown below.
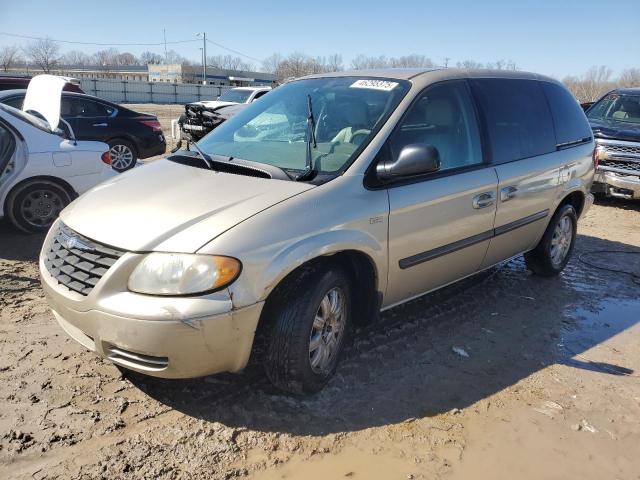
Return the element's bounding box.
[525,204,577,276]
[263,265,352,394]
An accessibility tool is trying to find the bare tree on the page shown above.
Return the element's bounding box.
[207,54,252,71]
[350,54,389,69]
[262,53,283,74]
[456,60,484,69]
[389,54,434,68]
[23,38,60,73]
[563,66,615,103]
[114,52,137,66]
[325,53,343,72]
[139,51,163,65]
[61,50,90,66]
[92,48,119,67]
[165,50,189,65]
[618,68,640,88]
[0,45,21,72]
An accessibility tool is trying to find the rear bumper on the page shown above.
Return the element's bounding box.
[136,134,166,159]
[593,170,640,199]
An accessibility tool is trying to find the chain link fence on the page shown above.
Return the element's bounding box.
[78,78,233,104]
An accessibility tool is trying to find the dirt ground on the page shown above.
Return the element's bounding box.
[1,195,639,480]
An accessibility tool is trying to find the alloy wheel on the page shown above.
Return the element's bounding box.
[309,287,346,374]
[110,144,134,171]
[550,215,573,267]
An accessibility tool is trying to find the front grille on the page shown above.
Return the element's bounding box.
[604,143,640,155]
[600,159,640,175]
[45,223,125,296]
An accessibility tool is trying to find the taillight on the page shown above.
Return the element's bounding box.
[101,151,111,165]
[592,145,604,169]
[139,119,162,132]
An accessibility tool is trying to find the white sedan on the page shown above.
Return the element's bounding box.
[0,75,116,232]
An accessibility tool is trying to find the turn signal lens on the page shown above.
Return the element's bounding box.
[101,151,111,165]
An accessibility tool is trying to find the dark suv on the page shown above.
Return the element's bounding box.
[0,90,165,172]
[586,88,640,199]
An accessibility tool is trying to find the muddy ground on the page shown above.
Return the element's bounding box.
[1,196,639,480]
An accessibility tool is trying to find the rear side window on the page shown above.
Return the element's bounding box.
[2,95,24,109]
[0,121,17,182]
[471,79,556,164]
[541,82,592,146]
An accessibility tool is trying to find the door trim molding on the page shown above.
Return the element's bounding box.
[398,209,550,269]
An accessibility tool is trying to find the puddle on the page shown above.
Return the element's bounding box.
[563,298,640,346]
[559,298,640,375]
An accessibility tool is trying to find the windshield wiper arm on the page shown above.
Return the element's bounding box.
[187,139,213,169]
[295,94,317,181]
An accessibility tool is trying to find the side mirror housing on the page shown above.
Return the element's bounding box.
[376,144,441,181]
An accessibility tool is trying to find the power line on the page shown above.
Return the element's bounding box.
[0,31,264,63]
[0,31,198,46]
[206,38,262,63]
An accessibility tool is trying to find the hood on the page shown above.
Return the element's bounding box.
[191,100,237,110]
[60,159,313,253]
[589,118,640,143]
[217,103,247,118]
[22,74,67,131]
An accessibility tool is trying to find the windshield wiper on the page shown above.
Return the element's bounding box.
[295,94,317,181]
[187,139,213,170]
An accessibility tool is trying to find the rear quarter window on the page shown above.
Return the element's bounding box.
[541,82,592,146]
[470,78,556,164]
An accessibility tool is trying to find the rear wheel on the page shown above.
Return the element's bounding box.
[525,204,577,276]
[108,139,137,172]
[263,265,352,394]
[7,180,71,233]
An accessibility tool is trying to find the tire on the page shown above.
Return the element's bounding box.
[525,204,577,276]
[263,264,352,395]
[108,139,137,172]
[6,180,72,233]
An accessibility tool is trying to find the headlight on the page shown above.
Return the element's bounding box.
[128,253,241,296]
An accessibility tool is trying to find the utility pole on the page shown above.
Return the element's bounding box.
[163,29,168,63]
[197,32,207,84]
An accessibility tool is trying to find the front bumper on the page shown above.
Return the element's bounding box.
[39,228,263,379]
[593,170,640,199]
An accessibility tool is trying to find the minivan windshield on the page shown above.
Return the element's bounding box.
[587,93,640,124]
[196,77,410,176]
[218,89,253,103]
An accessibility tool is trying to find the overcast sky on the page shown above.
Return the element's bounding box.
[1,0,638,78]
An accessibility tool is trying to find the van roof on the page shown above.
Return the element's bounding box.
[302,68,557,84]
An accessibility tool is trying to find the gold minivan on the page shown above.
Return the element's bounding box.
[40,69,595,394]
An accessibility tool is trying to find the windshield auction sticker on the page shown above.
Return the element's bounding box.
[350,79,399,91]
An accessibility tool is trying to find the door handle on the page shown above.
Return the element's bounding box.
[472,192,495,209]
[500,185,518,202]
[92,123,107,127]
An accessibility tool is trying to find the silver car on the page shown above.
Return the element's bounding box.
[39,69,595,394]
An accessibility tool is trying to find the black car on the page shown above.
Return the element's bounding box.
[586,88,640,200]
[0,90,166,172]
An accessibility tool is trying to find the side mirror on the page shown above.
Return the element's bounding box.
[377,144,441,181]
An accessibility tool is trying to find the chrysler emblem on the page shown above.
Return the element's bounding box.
[60,231,90,251]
